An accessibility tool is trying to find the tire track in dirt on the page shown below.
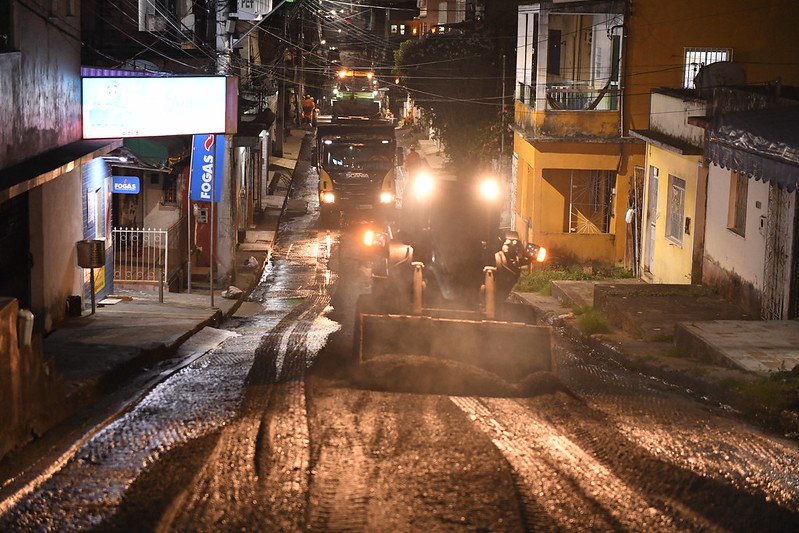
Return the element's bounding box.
[450,396,693,532]
[156,227,335,531]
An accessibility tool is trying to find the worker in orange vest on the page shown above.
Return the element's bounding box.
[301,95,316,127]
[404,145,422,178]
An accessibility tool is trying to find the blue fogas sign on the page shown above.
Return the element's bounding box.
[190,134,225,202]
[112,176,140,194]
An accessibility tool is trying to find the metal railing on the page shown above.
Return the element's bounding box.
[112,220,183,288]
[546,83,619,111]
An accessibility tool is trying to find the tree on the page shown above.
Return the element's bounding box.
[394,26,512,174]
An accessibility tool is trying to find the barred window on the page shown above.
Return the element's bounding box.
[683,47,732,88]
[162,174,179,206]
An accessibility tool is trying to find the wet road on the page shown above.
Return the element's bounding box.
[1,139,799,531]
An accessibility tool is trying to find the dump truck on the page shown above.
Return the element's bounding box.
[353,171,553,381]
[330,69,389,121]
[314,120,399,225]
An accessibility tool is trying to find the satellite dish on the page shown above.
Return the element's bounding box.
[694,61,747,98]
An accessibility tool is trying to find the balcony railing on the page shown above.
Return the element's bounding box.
[546,82,619,111]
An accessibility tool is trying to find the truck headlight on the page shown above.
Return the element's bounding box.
[478,177,501,202]
[411,172,434,200]
[321,192,335,204]
[380,192,394,204]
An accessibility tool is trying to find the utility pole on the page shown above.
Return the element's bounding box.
[216,0,231,75]
[500,53,506,160]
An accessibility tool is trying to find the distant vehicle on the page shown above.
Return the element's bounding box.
[331,70,389,121]
[314,121,399,225]
[328,47,341,64]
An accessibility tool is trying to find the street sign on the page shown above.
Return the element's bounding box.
[190,134,226,202]
[111,176,140,194]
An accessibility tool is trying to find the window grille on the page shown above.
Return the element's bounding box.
[683,47,732,88]
[666,175,685,245]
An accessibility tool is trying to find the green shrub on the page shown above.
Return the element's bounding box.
[577,310,610,335]
[515,264,634,294]
[719,375,798,411]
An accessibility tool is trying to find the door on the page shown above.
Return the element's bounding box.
[762,187,794,320]
[0,193,31,309]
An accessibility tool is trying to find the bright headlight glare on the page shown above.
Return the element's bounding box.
[536,247,547,263]
[412,173,434,199]
[380,192,394,203]
[364,230,376,246]
[479,178,500,201]
[321,192,335,203]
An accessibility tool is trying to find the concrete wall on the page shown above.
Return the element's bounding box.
[649,91,707,146]
[703,163,769,315]
[0,298,65,461]
[0,2,82,168]
[28,167,84,331]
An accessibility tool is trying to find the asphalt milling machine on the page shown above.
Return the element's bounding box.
[349,169,557,396]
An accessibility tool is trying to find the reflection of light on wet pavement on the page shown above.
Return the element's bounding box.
[608,409,799,509]
[451,396,686,531]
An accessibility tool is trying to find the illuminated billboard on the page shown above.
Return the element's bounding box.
[82,76,238,139]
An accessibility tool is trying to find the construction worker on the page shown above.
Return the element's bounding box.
[404,145,422,178]
[301,94,315,127]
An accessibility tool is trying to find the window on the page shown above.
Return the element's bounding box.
[516,10,537,104]
[438,2,447,25]
[399,25,406,35]
[391,24,398,33]
[683,47,732,88]
[666,175,685,245]
[162,174,179,206]
[728,171,748,236]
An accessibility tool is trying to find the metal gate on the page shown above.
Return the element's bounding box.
[112,227,168,284]
[762,187,794,320]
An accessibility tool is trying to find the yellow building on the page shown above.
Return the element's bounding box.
[513,0,799,268]
[631,90,707,284]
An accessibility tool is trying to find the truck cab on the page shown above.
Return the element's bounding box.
[315,122,398,225]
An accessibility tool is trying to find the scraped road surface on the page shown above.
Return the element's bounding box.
[1,138,799,532]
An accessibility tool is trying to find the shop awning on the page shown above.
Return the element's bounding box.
[705,106,799,192]
[0,139,122,202]
[122,136,191,168]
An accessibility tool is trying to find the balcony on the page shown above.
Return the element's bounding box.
[546,82,619,111]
